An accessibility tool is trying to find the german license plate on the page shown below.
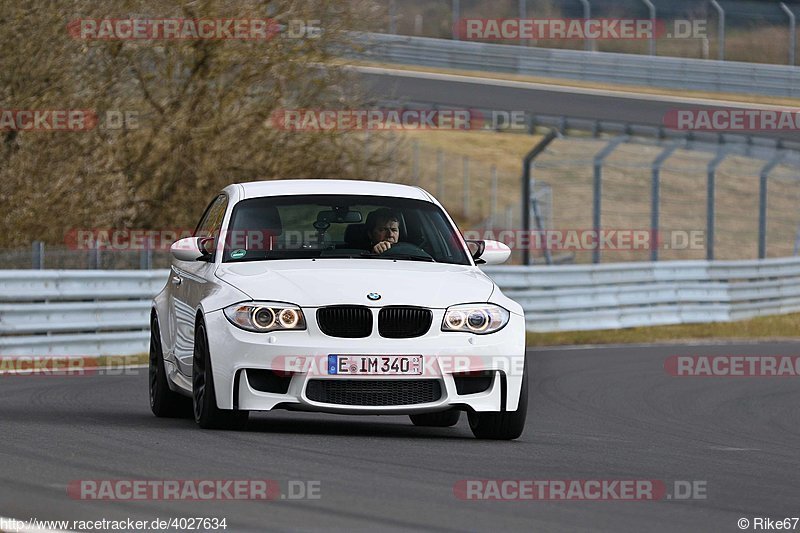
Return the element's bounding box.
[327,355,423,375]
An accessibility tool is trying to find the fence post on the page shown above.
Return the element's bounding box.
[578,0,592,51]
[530,180,551,265]
[781,2,796,66]
[436,149,444,199]
[363,130,371,168]
[389,0,397,34]
[412,140,420,185]
[462,156,470,219]
[706,148,728,260]
[759,152,786,259]
[592,136,629,264]
[452,0,460,40]
[140,234,154,270]
[489,165,498,230]
[710,0,725,60]
[522,129,559,265]
[650,142,681,262]
[91,245,101,269]
[641,0,656,56]
[31,241,44,269]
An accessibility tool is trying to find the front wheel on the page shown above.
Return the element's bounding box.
[192,321,249,430]
[468,362,528,440]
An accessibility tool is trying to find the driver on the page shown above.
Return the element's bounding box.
[366,208,400,254]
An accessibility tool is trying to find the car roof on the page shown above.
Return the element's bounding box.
[235,179,432,202]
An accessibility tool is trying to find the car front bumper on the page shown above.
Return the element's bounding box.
[203,308,526,415]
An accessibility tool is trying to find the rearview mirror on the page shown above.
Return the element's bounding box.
[171,237,214,262]
[466,239,511,265]
[316,209,363,224]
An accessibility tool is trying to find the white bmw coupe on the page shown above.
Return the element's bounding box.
[150,179,528,439]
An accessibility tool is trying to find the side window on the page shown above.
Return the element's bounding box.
[194,194,228,238]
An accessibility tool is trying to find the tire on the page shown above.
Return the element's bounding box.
[409,410,461,427]
[192,321,249,430]
[149,316,191,418]
[468,361,528,440]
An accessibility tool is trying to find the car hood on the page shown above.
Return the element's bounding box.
[215,259,494,308]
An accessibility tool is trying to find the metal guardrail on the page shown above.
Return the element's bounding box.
[485,256,800,331]
[0,270,166,356]
[3,259,800,354]
[350,32,800,98]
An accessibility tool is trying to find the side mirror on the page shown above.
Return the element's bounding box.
[466,239,510,265]
[171,237,214,262]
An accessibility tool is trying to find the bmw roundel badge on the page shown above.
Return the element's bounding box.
[367,292,381,301]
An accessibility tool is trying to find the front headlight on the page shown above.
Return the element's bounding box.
[224,302,306,333]
[441,304,509,334]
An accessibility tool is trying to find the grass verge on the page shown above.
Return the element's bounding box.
[526,313,800,347]
[95,354,148,367]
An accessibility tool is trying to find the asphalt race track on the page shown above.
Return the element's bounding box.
[354,67,800,145]
[1,342,798,532]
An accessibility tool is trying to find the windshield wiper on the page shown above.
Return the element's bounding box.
[318,252,375,259]
[370,254,435,262]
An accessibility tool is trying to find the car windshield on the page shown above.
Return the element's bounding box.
[221,194,471,265]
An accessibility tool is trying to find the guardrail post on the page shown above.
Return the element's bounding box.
[522,129,559,265]
[578,0,593,51]
[650,142,680,261]
[592,136,629,264]
[758,151,786,259]
[706,148,729,260]
[641,0,656,55]
[781,2,796,66]
[710,0,725,60]
[31,241,44,269]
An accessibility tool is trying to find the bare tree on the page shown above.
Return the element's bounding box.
[0,0,386,247]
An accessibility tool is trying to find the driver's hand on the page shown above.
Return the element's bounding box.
[372,241,392,254]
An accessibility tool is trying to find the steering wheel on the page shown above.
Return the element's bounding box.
[380,241,434,259]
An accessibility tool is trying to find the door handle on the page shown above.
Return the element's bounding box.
[171,275,182,286]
